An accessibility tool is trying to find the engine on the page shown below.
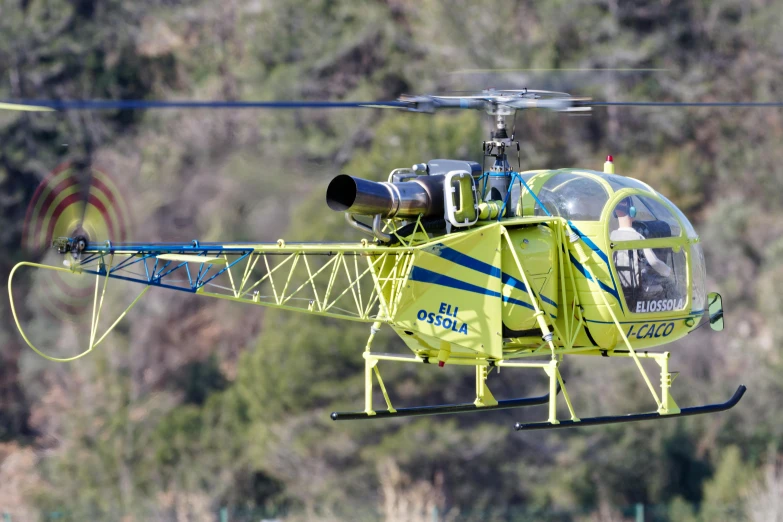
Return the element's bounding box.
[326,159,485,235]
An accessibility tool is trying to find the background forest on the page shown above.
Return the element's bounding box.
[2,0,783,520]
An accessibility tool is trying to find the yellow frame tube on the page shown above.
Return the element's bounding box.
[500,226,557,355]
[9,262,149,362]
[580,262,662,408]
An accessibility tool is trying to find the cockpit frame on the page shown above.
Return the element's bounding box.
[513,168,704,321]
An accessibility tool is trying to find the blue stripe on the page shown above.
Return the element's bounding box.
[432,245,502,279]
[410,267,502,299]
[519,175,552,217]
[501,272,558,309]
[411,267,557,318]
[498,274,536,311]
[411,267,539,313]
[539,293,558,308]
[585,311,703,325]
[431,244,559,309]
[501,272,526,291]
[569,252,591,281]
[569,223,608,265]
[568,222,623,312]
[569,253,621,302]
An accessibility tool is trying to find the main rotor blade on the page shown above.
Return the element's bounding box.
[0,100,407,111]
[7,98,783,112]
[0,101,55,112]
[450,68,670,74]
[591,101,783,107]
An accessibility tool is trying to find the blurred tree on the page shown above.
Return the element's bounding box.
[1,0,783,519]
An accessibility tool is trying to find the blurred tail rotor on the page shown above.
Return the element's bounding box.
[22,161,132,321]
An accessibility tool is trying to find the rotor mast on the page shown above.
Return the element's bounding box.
[482,105,522,214]
[397,88,585,214]
[486,112,516,172]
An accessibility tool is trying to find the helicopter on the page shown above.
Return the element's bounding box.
[6,89,757,431]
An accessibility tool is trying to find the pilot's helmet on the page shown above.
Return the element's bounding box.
[613,197,637,218]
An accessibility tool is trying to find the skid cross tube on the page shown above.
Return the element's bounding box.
[514,385,746,431]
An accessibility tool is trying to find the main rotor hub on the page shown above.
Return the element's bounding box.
[398,88,587,116]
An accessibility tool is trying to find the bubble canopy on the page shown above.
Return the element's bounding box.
[516,168,704,315]
[520,169,696,236]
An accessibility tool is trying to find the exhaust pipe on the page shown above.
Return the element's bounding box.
[326,174,445,218]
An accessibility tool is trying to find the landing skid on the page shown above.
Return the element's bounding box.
[514,385,746,431]
[331,385,560,421]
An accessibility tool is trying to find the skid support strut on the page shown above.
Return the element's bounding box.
[515,349,745,432]
[515,386,746,431]
[362,322,393,416]
[475,365,497,407]
[332,326,560,421]
[509,240,746,431]
[496,359,579,424]
[655,352,680,414]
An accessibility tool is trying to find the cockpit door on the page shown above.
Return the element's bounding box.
[608,194,689,314]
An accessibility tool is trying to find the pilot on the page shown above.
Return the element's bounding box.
[610,197,671,278]
[610,197,674,309]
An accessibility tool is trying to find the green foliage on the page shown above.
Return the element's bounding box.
[171,354,228,406]
[2,0,783,520]
[698,446,753,521]
[344,112,485,181]
[669,496,699,522]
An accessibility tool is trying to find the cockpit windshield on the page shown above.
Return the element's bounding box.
[516,169,701,314]
[589,172,654,194]
[515,169,701,314]
[656,192,699,239]
[533,172,608,221]
[609,195,682,238]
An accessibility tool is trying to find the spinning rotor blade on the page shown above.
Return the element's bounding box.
[449,68,670,74]
[1,93,581,114]
[22,162,132,320]
[5,96,783,114]
[590,101,783,108]
[0,99,407,111]
[504,97,589,112]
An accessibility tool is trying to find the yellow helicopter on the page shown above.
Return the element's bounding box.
[6,91,747,430]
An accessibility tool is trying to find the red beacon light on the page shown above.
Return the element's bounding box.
[604,154,615,174]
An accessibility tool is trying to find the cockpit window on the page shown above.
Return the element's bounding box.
[534,173,608,221]
[608,194,687,313]
[609,195,682,238]
[613,247,688,313]
[656,193,699,239]
[690,243,707,312]
[590,172,654,193]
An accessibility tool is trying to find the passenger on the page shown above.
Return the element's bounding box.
[610,197,671,278]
